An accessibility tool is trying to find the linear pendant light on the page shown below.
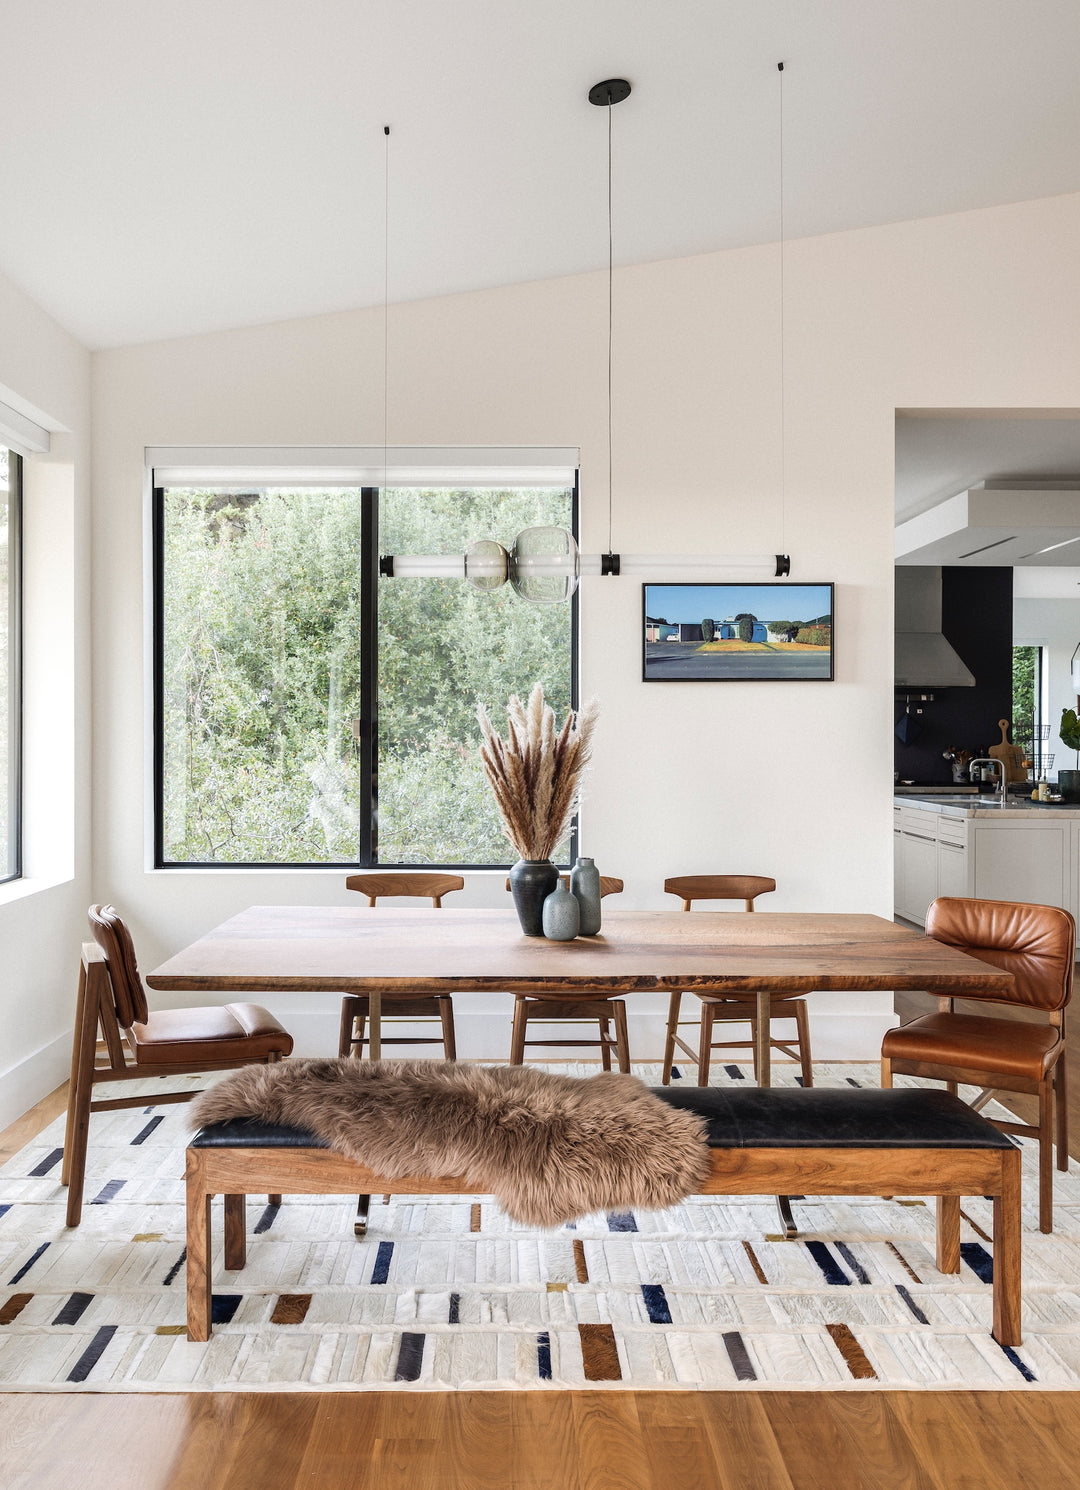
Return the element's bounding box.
[380,76,791,601]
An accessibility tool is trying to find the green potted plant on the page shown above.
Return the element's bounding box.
[1058,708,1080,801]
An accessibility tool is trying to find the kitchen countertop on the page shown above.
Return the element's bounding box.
[895,793,1080,818]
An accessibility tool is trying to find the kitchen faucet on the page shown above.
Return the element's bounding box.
[968,757,1009,807]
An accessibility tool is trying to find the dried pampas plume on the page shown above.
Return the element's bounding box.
[477,684,598,861]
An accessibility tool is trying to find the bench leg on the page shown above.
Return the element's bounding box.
[935,1195,960,1273]
[186,1151,212,1343]
[355,1194,371,1237]
[223,1194,247,1270]
[993,1150,1022,1348]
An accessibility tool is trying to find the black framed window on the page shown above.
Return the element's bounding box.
[154,479,577,867]
[0,448,21,883]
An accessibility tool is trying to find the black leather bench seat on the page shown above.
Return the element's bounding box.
[192,1118,328,1149]
[652,1085,1016,1149]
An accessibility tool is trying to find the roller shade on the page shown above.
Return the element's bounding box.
[149,446,578,488]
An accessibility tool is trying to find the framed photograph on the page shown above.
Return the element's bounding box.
[643,582,834,682]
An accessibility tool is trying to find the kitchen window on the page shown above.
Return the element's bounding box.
[0,447,21,883]
[153,469,577,868]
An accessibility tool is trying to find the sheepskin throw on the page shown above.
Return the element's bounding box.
[189,1059,711,1226]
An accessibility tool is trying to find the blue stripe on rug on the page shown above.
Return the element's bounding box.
[371,1241,394,1284]
[67,1325,116,1382]
[960,1242,994,1284]
[253,1204,280,1234]
[794,1076,805,1086]
[0,1205,10,1223]
[895,1285,930,1324]
[805,1241,851,1285]
[28,1149,63,1178]
[670,1067,682,1080]
[211,1295,242,1324]
[131,1117,163,1146]
[163,1248,186,1286]
[394,1332,425,1381]
[722,1331,757,1381]
[448,1293,460,1324]
[835,1242,871,1284]
[1000,1344,1037,1382]
[537,1332,552,1379]
[607,1212,638,1233]
[724,1065,745,1079]
[53,1292,94,1326]
[641,1284,672,1323]
[90,1180,125,1205]
[8,1243,49,1285]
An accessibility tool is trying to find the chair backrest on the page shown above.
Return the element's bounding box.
[345,872,465,908]
[926,896,1075,1012]
[504,875,624,898]
[88,904,149,1028]
[664,875,776,912]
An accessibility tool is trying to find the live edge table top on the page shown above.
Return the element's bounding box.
[145,907,1011,999]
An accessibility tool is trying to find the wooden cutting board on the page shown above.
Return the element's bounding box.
[989,719,1027,783]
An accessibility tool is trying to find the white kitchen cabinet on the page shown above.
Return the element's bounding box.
[901,829,940,924]
[937,839,969,899]
[972,822,1070,910]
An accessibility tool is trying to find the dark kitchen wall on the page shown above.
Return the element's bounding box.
[894,567,1013,784]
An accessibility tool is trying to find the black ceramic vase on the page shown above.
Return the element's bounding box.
[509,858,560,936]
[1059,769,1080,802]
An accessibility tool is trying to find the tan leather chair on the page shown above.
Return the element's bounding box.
[63,905,293,1226]
[506,876,630,1071]
[338,873,465,1059]
[661,875,813,1088]
[882,896,1075,1233]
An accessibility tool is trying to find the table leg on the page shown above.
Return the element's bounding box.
[367,989,382,1061]
[755,989,772,1088]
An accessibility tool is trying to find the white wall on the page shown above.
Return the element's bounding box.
[1014,568,1080,777]
[88,190,1080,1066]
[0,272,91,1125]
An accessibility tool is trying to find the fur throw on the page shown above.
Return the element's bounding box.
[189,1058,711,1226]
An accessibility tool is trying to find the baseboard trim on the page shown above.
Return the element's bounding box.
[0,1032,72,1131]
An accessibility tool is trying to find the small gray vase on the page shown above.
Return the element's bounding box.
[542,881,580,941]
[570,856,602,935]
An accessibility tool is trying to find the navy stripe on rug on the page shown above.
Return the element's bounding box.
[9,1243,49,1285]
[28,1148,63,1178]
[835,1242,871,1284]
[846,1077,862,1087]
[211,1294,242,1325]
[670,1067,682,1080]
[131,1116,164,1146]
[394,1332,425,1381]
[960,1242,994,1284]
[895,1285,929,1324]
[607,1212,638,1233]
[641,1284,672,1324]
[722,1331,757,1381]
[53,1292,94,1326]
[448,1293,460,1324]
[1000,1344,1037,1382]
[537,1332,552,1380]
[67,1325,117,1382]
[90,1180,125,1205]
[163,1248,186,1286]
[371,1241,394,1284]
[0,1205,10,1224]
[805,1241,851,1286]
[253,1204,280,1234]
[724,1065,745,1079]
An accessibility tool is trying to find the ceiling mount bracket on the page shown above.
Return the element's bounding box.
[588,78,631,107]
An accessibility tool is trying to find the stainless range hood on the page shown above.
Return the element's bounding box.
[894,567,975,688]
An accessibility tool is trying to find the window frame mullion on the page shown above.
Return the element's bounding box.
[359,487,379,866]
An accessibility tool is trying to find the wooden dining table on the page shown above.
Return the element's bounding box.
[146,906,1012,1086]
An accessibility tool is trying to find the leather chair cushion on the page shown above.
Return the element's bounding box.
[192,1119,326,1149]
[652,1085,1014,1149]
[882,1010,1063,1079]
[130,1003,294,1065]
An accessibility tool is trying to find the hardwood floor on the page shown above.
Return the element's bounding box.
[2,1074,1075,1489]
[1,1389,1079,1489]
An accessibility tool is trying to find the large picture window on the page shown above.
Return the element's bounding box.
[0,448,21,882]
[155,478,576,867]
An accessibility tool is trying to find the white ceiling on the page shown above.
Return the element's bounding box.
[4,0,1080,349]
[895,414,1080,522]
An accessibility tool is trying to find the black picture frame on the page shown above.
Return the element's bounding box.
[642,581,835,682]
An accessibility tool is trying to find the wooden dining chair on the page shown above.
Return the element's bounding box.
[63,905,294,1227]
[505,876,630,1070]
[338,873,465,1060]
[882,896,1075,1233]
[661,875,814,1088]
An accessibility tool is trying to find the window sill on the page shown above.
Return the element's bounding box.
[0,872,75,908]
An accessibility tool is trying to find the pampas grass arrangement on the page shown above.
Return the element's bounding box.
[477,684,598,861]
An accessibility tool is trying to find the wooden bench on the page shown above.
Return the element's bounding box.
[185,1085,1022,1345]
